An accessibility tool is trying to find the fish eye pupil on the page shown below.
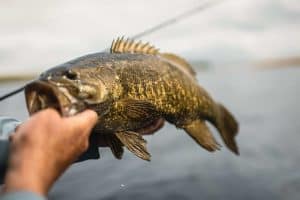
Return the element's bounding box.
[65,70,77,80]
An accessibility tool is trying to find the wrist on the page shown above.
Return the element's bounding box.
[2,148,51,196]
[3,164,48,196]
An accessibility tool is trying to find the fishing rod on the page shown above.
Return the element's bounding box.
[0,0,225,102]
[131,0,224,40]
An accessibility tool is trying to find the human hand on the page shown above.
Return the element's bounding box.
[2,109,98,196]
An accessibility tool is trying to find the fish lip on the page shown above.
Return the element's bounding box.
[25,80,84,116]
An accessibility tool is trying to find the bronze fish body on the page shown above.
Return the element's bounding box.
[25,38,239,161]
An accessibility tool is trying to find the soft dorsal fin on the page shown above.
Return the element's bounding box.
[160,53,196,77]
[110,36,159,55]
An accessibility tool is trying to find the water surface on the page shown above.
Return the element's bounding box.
[0,67,299,200]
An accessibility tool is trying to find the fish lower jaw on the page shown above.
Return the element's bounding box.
[25,81,85,116]
[28,93,83,116]
[27,92,61,115]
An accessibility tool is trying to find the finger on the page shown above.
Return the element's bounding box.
[34,108,61,119]
[14,124,21,132]
[65,110,98,135]
[9,134,16,142]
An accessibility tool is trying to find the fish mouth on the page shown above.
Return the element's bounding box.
[25,81,85,116]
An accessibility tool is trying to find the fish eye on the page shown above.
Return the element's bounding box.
[65,70,77,80]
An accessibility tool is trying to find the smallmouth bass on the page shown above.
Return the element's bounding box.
[25,37,239,161]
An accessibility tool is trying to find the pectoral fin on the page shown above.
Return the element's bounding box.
[118,99,158,120]
[104,134,124,159]
[115,131,151,161]
[183,120,221,152]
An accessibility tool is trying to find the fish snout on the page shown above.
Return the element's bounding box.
[24,81,85,117]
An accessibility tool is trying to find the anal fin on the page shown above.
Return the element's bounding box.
[183,120,221,152]
[116,131,151,161]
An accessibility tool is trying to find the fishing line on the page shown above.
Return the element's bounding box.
[131,0,224,40]
[0,80,37,101]
[0,0,225,102]
[0,86,25,101]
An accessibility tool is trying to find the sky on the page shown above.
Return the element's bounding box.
[0,0,300,75]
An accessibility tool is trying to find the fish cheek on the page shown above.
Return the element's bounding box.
[82,84,109,105]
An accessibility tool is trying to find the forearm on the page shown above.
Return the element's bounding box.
[0,117,21,183]
[0,117,47,199]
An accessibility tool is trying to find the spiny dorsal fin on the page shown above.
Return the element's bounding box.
[160,53,196,77]
[110,36,159,55]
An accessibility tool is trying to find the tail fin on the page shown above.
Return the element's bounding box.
[215,104,239,155]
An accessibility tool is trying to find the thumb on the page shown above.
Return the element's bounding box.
[65,110,98,135]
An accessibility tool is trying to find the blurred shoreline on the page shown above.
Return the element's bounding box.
[0,75,36,83]
[1,56,300,84]
[255,56,300,69]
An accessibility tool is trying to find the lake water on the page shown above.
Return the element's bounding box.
[0,66,299,200]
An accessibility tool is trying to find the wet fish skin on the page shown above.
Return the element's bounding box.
[25,39,239,160]
[45,52,213,131]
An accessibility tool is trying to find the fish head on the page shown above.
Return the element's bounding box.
[25,66,109,116]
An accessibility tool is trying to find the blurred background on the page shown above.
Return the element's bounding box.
[0,0,300,199]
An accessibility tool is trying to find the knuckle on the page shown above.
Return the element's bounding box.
[47,109,60,119]
[9,134,16,142]
[81,140,89,152]
[41,109,60,120]
[18,132,32,144]
[75,126,84,133]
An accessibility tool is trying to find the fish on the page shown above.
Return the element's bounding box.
[24,37,239,161]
